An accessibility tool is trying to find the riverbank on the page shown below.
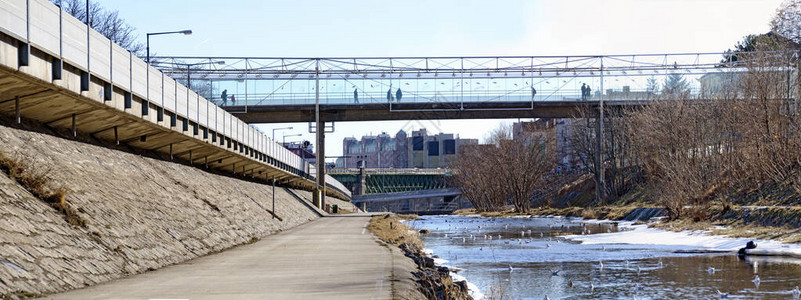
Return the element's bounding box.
[0,117,354,298]
[367,214,472,300]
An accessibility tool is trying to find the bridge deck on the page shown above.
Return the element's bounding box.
[227,100,647,123]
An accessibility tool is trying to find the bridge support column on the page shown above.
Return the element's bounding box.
[313,59,325,210]
[313,117,325,209]
[355,167,366,196]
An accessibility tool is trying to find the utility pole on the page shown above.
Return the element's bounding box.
[595,56,606,203]
[313,59,326,210]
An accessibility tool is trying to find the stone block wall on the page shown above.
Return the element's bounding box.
[0,119,330,297]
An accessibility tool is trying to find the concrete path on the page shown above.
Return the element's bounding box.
[47,214,406,300]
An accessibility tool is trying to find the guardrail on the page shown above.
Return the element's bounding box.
[0,0,350,198]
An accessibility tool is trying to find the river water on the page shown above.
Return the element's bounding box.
[407,215,801,299]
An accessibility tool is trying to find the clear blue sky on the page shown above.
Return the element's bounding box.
[102,0,783,159]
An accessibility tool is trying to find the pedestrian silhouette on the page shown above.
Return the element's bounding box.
[531,87,537,100]
[354,89,359,103]
[586,85,591,100]
[396,88,403,102]
[221,89,228,105]
[387,88,393,102]
[231,94,236,104]
[581,84,587,100]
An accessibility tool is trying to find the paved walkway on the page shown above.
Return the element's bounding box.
[47,214,407,300]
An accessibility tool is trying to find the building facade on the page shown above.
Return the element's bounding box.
[338,129,477,169]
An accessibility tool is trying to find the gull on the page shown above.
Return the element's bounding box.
[540,232,545,238]
[635,283,644,291]
[505,224,509,229]
[792,286,800,299]
[658,259,663,268]
[508,265,514,272]
[521,231,525,238]
[498,234,502,240]
[546,243,551,248]
[568,279,573,287]
[544,296,550,300]
[752,275,760,287]
[462,238,466,243]
[716,289,729,298]
[550,269,560,276]
[708,267,717,274]
[590,282,595,292]
[599,261,604,270]
[637,266,642,276]
[602,246,606,251]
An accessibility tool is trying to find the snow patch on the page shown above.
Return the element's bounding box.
[565,223,800,254]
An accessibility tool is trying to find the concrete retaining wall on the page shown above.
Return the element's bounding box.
[0,119,327,297]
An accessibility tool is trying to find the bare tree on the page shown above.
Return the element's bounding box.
[452,124,554,213]
[772,0,801,44]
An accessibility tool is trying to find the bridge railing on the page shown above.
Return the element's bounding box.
[0,0,350,198]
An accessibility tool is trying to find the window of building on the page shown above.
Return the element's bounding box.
[428,141,439,156]
[413,136,424,150]
[443,139,456,154]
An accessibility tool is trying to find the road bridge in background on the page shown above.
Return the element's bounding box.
[328,168,451,195]
[352,188,465,215]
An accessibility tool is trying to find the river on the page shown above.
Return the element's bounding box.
[407,215,801,299]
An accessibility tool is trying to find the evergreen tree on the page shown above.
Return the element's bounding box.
[646,76,659,94]
[662,74,689,95]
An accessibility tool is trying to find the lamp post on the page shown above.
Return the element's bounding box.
[146,30,192,65]
[273,126,293,141]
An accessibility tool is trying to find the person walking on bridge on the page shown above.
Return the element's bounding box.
[531,87,537,101]
[221,89,228,105]
[387,88,393,102]
[585,85,591,100]
[396,88,403,102]
[354,88,359,103]
[581,83,587,101]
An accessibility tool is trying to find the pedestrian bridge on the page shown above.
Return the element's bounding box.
[0,0,349,201]
[148,52,771,123]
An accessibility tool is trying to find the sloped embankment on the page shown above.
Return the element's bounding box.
[0,118,330,298]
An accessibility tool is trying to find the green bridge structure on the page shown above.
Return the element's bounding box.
[327,168,451,195]
[328,168,467,214]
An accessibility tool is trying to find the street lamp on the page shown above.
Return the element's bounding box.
[273,126,293,141]
[146,30,192,65]
[282,133,301,145]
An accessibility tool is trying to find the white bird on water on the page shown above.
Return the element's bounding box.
[752,275,760,287]
[658,259,663,268]
[792,286,800,299]
[508,265,514,272]
[716,289,729,298]
[599,261,604,270]
[708,267,717,274]
[550,269,560,276]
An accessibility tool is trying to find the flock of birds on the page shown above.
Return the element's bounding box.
[425,217,801,299]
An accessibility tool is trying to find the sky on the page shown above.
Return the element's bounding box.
[100,0,784,160]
